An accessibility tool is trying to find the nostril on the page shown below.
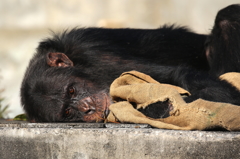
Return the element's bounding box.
[85,109,95,115]
[85,105,96,115]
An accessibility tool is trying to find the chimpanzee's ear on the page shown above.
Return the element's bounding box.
[47,52,74,67]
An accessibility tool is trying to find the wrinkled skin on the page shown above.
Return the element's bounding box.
[21,4,240,122]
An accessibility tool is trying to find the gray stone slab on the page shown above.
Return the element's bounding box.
[0,122,105,128]
[0,122,240,159]
[0,121,149,128]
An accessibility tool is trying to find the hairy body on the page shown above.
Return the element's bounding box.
[21,4,240,122]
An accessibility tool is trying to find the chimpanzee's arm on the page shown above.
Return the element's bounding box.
[150,66,240,105]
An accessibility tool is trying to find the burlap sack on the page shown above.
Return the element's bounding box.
[106,71,240,131]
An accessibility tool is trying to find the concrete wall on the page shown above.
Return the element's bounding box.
[0,123,240,159]
[0,0,240,117]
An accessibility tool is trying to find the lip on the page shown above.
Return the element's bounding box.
[103,93,112,118]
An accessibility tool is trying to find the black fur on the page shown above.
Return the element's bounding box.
[21,4,240,122]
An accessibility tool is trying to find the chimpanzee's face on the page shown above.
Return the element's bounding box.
[59,77,110,122]
[28,69,111,122]
[21,52,112,122]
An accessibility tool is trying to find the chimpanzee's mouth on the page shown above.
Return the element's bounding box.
[103,94,112,118]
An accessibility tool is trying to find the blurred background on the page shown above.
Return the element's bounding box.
[0,0,239,118]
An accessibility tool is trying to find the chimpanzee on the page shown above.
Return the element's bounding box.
[21,4,240,122]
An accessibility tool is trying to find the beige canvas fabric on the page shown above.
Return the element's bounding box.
[220,72,240,90]
[106,71,240,131]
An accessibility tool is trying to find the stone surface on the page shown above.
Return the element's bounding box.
[0,122,240,159]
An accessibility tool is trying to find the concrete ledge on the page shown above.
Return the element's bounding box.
[0,122,240,159]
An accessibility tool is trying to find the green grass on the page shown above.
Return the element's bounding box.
[0,88,9,119]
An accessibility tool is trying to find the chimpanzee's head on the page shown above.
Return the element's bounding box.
[206,4,240,77]
[21,52,111,122]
